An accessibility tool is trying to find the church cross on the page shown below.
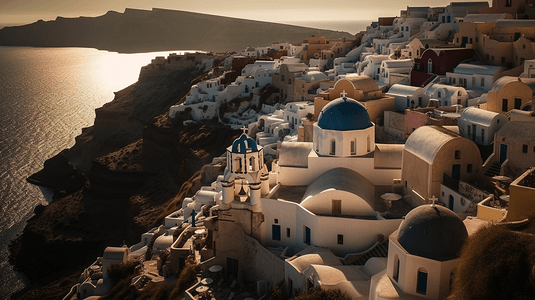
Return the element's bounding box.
[241,126,248,134]
[429,195,438,206]
[340,90,347,98]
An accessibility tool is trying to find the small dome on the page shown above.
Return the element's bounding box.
[317,97,372,131]
[231,133,258,153]
[397,205,467,261]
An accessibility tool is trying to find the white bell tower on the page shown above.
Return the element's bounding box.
[221,128,269,208]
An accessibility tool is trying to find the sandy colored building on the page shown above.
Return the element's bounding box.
[481,0,535,19]
[486,76,535,113]
[315,75,395,122]
[507,167,535,221]
[272,63,308,102]
[491,121,535,178]
[402,126,482,206]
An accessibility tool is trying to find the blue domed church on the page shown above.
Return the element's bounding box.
[274,94,403,187]
[314,96,375,157]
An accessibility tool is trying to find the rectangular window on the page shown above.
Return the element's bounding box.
[501,57,506,64]
[417,270,428,295]
[350,140,356,155]
[272,224,281,241]
[332,200,341,215]
[523,144,528,153]
[304,226,311,245]
[515,98,522,110]
[287,228,291,238]
[481,78,485,86]
[455,150,461,159]
[330,140,336,155]
[337,234,344,245]
[467,164,473,173]
[393,256,400,282]
[502,98,509,112]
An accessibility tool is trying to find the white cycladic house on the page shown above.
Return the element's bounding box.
[446,64,503,92]
[458,107,509,146]
[378,59,414,88]
[425,83,469,107]
[387,83,429,110]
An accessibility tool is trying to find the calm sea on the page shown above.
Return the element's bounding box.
[0,46,194,297]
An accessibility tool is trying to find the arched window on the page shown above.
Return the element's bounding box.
[249,156,256,171]
[417,268,428,295]
[350,139,356,155]
[427,58,433,73]
[330,139,336,155]
[393,254,400,282]
[235,157,242,173]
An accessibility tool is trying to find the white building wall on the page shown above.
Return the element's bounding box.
[387,238,459,300]
[259,198,299,249]
[258,198,402,257]
[314,125,375,157]
[277,153,401,187]
[439,184,470,214]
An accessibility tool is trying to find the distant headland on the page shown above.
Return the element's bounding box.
[0,8,355,53]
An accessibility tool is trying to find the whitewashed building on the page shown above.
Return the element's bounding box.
[425,83,469,107]
[371,205,469,300]
[446,64,503,92]
[386,84,429,111]
[458,107,509,146]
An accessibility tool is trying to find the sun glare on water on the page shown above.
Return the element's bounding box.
[94,50,199,91]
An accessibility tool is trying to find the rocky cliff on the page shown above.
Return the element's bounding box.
[0,8,354,53]
[11,55,240,300]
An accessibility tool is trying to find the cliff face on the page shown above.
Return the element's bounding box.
[0,8,354,53]
[12,56,240,300]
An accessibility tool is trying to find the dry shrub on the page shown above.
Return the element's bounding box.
[107,260,140,283]
[291,287,350,300]
[169,256,198,298]
[101,274,136,300]
[450,225,535,300]
[136,283,169,300]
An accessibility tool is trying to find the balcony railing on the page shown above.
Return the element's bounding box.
[443,173,460,192]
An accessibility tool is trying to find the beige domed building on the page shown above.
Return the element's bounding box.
[314,75,396,122]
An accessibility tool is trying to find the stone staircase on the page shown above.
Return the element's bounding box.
[484,161,502,177]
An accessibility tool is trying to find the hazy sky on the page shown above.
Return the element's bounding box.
[1,0,491,27]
